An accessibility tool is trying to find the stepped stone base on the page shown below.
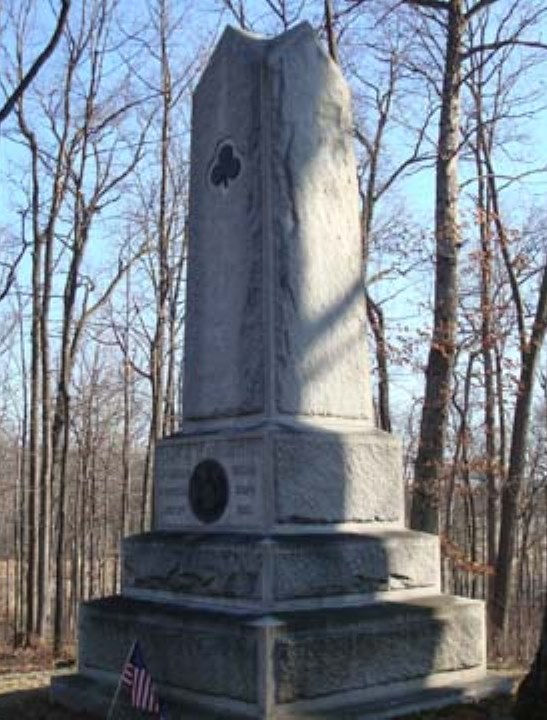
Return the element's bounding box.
[51,592,486,719]
[122,530,440,610]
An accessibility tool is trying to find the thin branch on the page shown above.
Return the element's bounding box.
[0,0,71,125]
[406,0,449,10]
[465,0,500,22]
[220,0,248,29]
[0,237,28,303]
[354,126,374,157]
[462,39,547,61]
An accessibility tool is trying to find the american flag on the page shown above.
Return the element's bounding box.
[121,640,164,716]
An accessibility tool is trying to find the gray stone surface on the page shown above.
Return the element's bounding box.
[274,431,402,525]
[267,27,371,420]
[123,533,264,603]
[271,530,439,602]
[184,27,264,422]
[183,23,373,424]
[122,530,439,608]
[154,427,402,530]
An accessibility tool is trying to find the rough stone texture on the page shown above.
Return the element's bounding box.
[154,427,402,530]
[123,533,264,602]
[51,672,513,720]
[274,431,402,525]
[271,530,439,601]
[274,597,485,704]
[122,531,440,608]
[183,23,373,424]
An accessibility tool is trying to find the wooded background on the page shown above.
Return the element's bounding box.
[1,0,546,678]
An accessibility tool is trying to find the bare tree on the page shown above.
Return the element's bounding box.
[348,7,435,432]
[381,0,547,535]
[491,253,547,638]
[10,0,150,649]
[324,0,339,63]
[120,0,194,530]
[219,0,250,29]
[461,17,547,641]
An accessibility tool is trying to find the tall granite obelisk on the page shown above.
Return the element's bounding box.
[52,24,494,719]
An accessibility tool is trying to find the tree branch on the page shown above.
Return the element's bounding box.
[406,0,449,10]
[465,0,501,22]
[462,38,547,61]
[324,0,340,64]
[0,0,71,125]
[220,0,248,29]
[0,237,28,303]
[354,126,374,157]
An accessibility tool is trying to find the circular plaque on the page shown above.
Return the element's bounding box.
[189,459,229,523]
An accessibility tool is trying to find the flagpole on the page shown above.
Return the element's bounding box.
[106,638,137,720]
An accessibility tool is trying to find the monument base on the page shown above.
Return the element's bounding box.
[51,571,488,719]
[51,527,493,718]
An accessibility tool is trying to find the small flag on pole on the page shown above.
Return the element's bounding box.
[121,640,164,716]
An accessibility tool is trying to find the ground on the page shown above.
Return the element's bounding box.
[0,676,516,720]
[0,646,91,719]
[0,673,92,719]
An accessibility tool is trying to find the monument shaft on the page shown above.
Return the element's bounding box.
[184,24,373,425]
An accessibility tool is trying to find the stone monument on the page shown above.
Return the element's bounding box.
[52,23,497,719]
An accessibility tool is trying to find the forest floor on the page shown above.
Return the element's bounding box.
[0,647,519,720]
[0,646,91,719]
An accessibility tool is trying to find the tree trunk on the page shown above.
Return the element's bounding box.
[514,598,547,720]
[324,0,339,65]
[24,122,42,642]
[411,0,463,534]
[141,0,176,529]
[366,293,391,432]
[492,263,547,637]
[471,94,499,618]
[37,228,54,639]
[15,288,29,645]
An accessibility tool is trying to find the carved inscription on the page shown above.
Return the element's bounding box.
[156,437,262,529]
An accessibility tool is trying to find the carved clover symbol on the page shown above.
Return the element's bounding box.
[210,143,241,189]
